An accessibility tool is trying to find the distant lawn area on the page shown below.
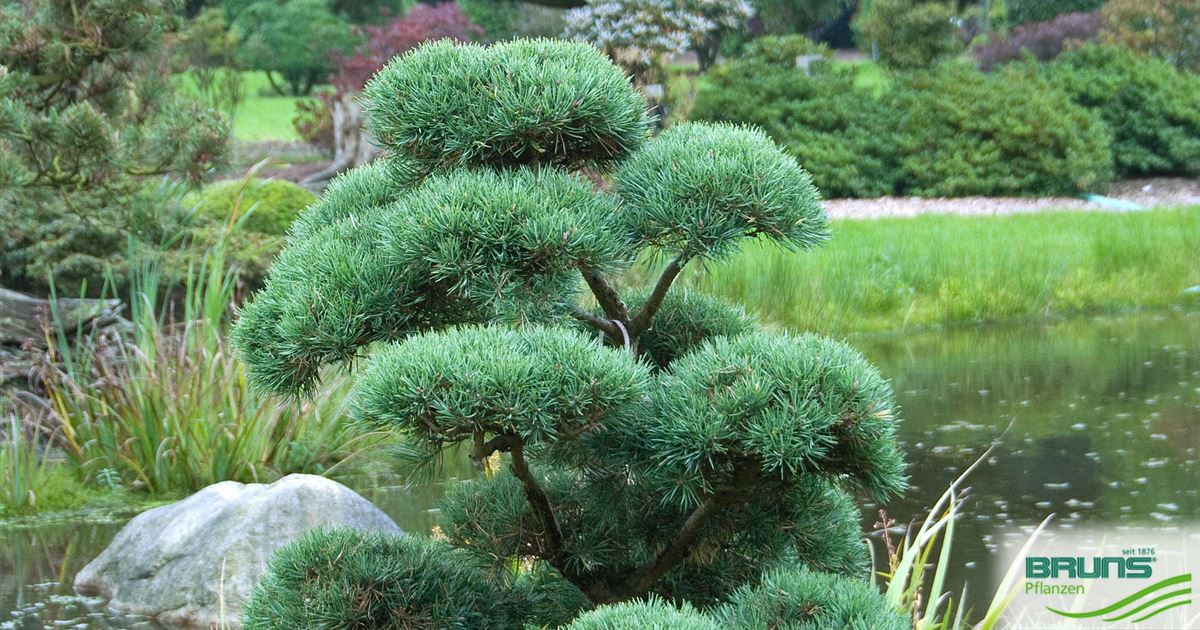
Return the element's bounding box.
[177,71,323,142]
[673,208,1200,335]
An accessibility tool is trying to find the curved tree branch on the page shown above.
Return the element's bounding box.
[629,253,689,336]
[570,304,620,338]
[509,441,566,564]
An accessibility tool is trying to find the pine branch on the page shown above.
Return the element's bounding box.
[578,264,629,322]
[624,464,759,596]
[629,253,689,336]
[509,440,566,564]
[570,304,619,338]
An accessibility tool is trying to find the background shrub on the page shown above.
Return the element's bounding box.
[737,34,831,68]
[193,178,316,236]
[974,11,1101,70]
[748,0,846,35]
[1046,44,1200,177]
[854,0,963,70]
[331,2,483,94]
[1006,0,1105,26]
[231,0,356,96]
[691,61,900,198]
[1101,0,1200,72]
[460,0,566,41]
[891,63,1113,196]
[187,178,316,284]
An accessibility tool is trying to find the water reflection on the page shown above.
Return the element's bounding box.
[860,311,1200,612]
[2,312,1197,627]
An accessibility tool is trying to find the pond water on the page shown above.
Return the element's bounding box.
[3,311,1198,628]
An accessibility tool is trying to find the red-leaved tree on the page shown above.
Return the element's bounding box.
[333,2,484,92]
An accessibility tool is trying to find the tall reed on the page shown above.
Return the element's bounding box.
[37,180,385,496]
[873,447,1054,629]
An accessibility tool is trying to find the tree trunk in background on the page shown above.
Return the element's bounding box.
[301,92,380,191]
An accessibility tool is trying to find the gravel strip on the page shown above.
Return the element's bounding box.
[823,178,1200,220]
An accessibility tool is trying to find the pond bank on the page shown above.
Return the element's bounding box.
[682,207,1200,334]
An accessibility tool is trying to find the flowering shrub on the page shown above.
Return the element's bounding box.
[563,0,752,79]
[974,11,1101,70]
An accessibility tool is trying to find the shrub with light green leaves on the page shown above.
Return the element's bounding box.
[854,0,963,70]
[737,34,831,68]
[1045,44,1200,178]
[236,38,908,628]
[194,178,316,236]
[564,597,720,629]
[892,63,1113,196]
[186,178,316,286]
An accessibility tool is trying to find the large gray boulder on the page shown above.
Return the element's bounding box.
[74,474,402,628]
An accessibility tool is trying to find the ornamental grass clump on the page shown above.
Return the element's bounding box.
[235,38,909,628]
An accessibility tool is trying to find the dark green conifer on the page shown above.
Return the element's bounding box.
[0,0,229,292]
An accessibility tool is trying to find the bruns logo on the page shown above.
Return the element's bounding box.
[1026,556,1154,579]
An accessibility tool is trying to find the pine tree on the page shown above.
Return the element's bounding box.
[0,0,229,293]
[236,38,909,628]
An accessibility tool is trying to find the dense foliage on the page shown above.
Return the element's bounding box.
[236,38,907,627]
[232,0,356,95]
[1101,0,1200,72]
[362,39,651,173]
[1006,0,1106,26]
[691,60,899,197]
[243,529,529,630]
[714,566,912,629]
[1046,44,1200,177]
[891,63,1113,197]
[565,598,718,629]
[974,11,1101,70]
[0,0,228,293]
[460,0,567,41]
[854,0,962,70]
[194,178,317,236]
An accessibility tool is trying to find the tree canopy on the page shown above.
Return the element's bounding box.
[235,37,908,628]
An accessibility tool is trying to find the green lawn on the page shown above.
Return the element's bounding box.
[235,71,318,142]
[177,71,320,142]
[671,208,1200,335]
